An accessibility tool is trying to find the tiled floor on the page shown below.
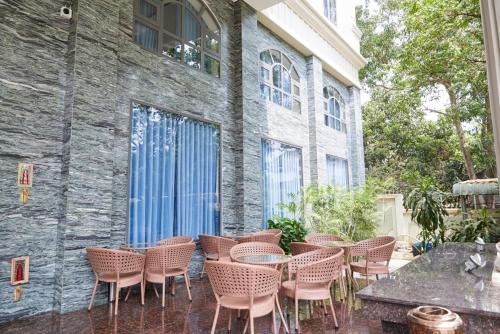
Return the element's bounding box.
[0,278,387,334]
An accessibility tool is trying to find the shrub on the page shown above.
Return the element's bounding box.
[267,216,308,254]
[447,208,500,243]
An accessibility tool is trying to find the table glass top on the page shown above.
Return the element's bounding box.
[357,243,500,317]
[235,254,292,264]
[321,240,357,248]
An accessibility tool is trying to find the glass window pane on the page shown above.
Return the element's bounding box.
[283,70,291,93]
[283,94,292,110]
[323,87,329,99]
[204,54,220,77]
[293,84,300,96]
[183,44,201,69]
[271,49,281,63]
[342,123,347,133]
[328,99,335,116]
[139,0,157,20]
[335,119,341,131]
[184,9,201,47]
[187,0,202,12]
[260,67,270,82]
[291,67,300,81]
[163,3,182,37]
[282,54,292,69]
[260,84,271,101]
[260,50,273,65]
[205,32,220,54]
[328,86,334,97]
[272,89,282,105]
[162,34,181,61]
[293,99,301,113]
[134,21,158,51]
[324,114,330,127]
[334,100,340,118]
[201,10,218,33]
[272,66,282,89]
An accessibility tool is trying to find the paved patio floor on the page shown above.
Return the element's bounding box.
[0,277,388,334]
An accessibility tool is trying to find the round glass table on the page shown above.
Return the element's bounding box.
[233,254,292,266]
[120,242,161,252]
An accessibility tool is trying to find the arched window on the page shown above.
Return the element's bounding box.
[323,86,346,132]
[259,49,301,113]
[133,0,221,77]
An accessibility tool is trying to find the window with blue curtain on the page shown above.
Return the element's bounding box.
[261,139,303,225]
[326,155,349,189]
[323,0,337,25]
[128,102,220,243]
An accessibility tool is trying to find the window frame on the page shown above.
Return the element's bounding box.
[259,49,302,113]
[323,0,337,25]
[323,86,347,133]
[326,154,349,190]
[133,0,221,77]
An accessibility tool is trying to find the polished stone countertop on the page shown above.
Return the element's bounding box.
[357,243,500,318]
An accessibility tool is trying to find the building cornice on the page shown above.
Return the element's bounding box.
[285,0,367,70]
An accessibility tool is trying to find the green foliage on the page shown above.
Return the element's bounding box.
[283,178,384,242]
[267,216,308,254]
[404,179,449,248]
[357,0,496,192]
[447,209,500,243]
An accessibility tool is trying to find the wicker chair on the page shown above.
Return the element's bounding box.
[238,233,281,245]
[144,243,196,307]
[205,261,288,334]
[230,242,284,268]
[290,242,325,256]
[349,236,396,286]
[255,229,283,238]
[86,247,145,315]
[199,235,238,278]
[158,235,193,245]
[304,233,344,245]
[281,247,344,331]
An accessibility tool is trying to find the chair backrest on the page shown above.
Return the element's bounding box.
[205,261,280,299]
[296,248,344,286]
[158,235,193,246]
[350,236,396,260]
[230,242,284,261]
[290,242,325,256]
[199,235,238,258]
[238,233,280,245]
[304,233,343,245]
[86,247,145,275]
[146,243,196,272]
[288,247,342,277]
[256,229,282,237]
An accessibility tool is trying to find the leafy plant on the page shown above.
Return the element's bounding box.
[267,216,308,254]
[447,208,500,243]
[282,178,382,242]
[404,178,448,250]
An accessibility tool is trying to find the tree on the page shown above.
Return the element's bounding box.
[358,0,496,191]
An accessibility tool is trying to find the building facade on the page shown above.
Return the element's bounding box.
[0,0,365,322]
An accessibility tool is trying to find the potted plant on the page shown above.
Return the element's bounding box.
[405,178,448,255]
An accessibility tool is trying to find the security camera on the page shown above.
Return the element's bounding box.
[60,5,72,19]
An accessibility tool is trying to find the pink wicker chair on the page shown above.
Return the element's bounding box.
[230,242,284,268]
[199,235,238,278]
[349,236,396,286]
[290,242,325,256]
[144,243,196,307]
[256,229,283,238]
[238,233,281,245]
[304,233,344,245]
[205,261,288,334]
[158,235,193,245]
[86,247,145,315]
[281,247,344,331]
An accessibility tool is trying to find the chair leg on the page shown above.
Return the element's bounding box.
[376,274,379,280]
[114,284,120,316]
[140,279,145,306]
[125,287,132,302]
[250,311,254,334]
[162,280,166,308]
[184,274,192,301]
[275,295,289,334]
[329,296,338,328]
[200,261,205,279]
[210,303,220,334]
[243,316,249,334]
[153,284,160,298]
[228,308,232,332]
[272,306,277,334]
[323,300,328,315]
[88,279,99,311]
[295,298,300,333]
[171,277,176,296]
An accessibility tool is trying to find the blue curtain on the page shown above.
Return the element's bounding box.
[326,156,349,189]
[128,103,220,243]
[261,139,303,225]
[134,21,158,51]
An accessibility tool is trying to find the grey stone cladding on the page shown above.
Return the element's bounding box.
[0,0,365,322]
